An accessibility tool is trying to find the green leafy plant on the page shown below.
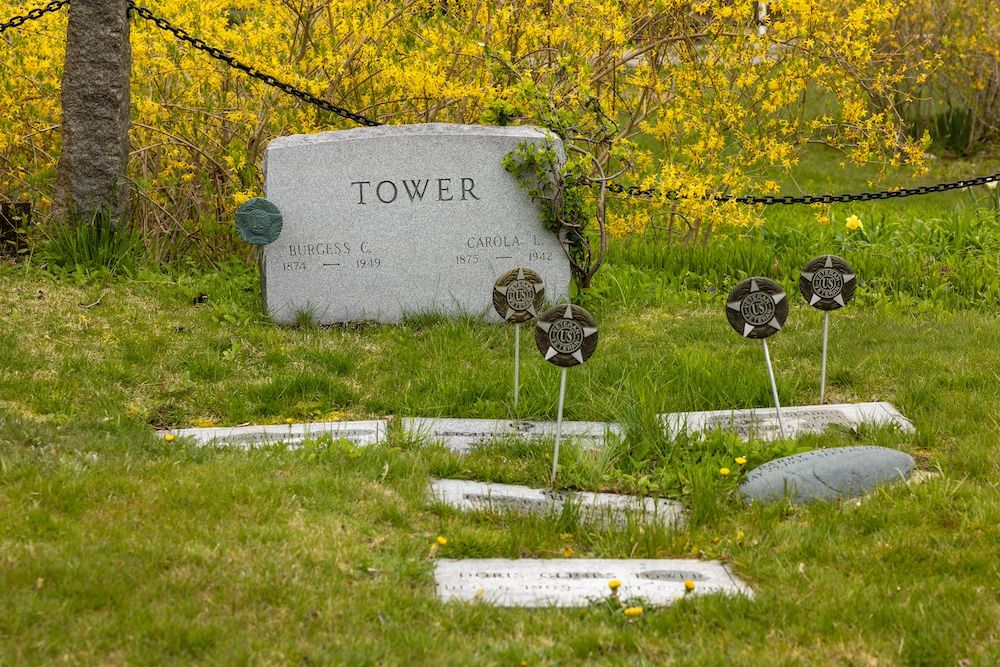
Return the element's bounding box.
[38,212,145,276]
[504,141,609,290]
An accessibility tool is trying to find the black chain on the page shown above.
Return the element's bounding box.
[599,172,1000,205]
[0,0,69,34]
[127,1,381,128]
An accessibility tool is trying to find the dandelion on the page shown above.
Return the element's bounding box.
[720,467,731,477]
[684,579,696,592]
[608,579,621,591]
[735,456,747,465]
[164,433,175,443]
[563,546,574,558]
[436,535,448,546]
[624,606,644,617]
[285,417,294,425]
[736,530,745,541]
[845,214,864,231]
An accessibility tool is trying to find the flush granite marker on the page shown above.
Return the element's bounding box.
[434,559,751,607]
[261,123,571,324]
[404,417,622,453]
[660,402,914,441]
[431,479,685,528]
[158,420,386,449]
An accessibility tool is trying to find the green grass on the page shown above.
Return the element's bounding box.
[2,148,1000,664]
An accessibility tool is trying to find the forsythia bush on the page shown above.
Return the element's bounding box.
[0,0,939,259]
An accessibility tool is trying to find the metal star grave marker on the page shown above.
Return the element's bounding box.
[799,255,857,404]
[725,278,788,438]
[535,304,599,485]
[493,268,546,410]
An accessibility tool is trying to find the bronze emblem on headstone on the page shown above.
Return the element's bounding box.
[535,304,598,367]
[726,277,788,339]
[493,267,545,323]
[799,255,856,310]
[235,198,283,246]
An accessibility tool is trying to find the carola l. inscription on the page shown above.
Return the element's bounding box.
[262,124,571,324]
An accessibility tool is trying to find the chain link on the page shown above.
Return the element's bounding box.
[127,1,382,128]
[0,0,69,34]
[598,172,1000,205]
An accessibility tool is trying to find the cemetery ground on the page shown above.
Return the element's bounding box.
[2,149,1000,665]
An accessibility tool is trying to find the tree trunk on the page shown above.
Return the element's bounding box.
[54,0,131,225]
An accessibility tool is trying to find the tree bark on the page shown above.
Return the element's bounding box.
[54,0,131,225]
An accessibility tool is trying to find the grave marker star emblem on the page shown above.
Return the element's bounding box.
[726,277,788,339]
[799,254,856,310]
[535,304,599,366]
[493,267,545,324]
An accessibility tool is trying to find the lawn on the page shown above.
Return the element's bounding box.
[1,147,999,665]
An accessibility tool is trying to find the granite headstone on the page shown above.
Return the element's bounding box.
[261,123,571,323]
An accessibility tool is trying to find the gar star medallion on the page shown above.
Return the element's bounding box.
[235,197,283,246]
[799,255,856,310]
[493,267,545,324]
[535,304,599,367]
[726,277,788,339]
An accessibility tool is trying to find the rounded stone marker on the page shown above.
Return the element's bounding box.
[535,304,598,367]
[493,267,545,324]
[799,255,856,310]
[235,198,283,246]
[725,277,788,339]
[739,446,915,504]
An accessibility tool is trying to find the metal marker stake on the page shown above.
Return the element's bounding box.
[513,323,521,409]
[761,339,786,439]
[820,311,830,404]
[550,367,568,486]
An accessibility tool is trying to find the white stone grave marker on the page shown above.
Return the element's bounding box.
[431,479,685,528]
[158,420,386,449]
[660,401,914,441]
[434,559,752,607]
[404,417,622,453]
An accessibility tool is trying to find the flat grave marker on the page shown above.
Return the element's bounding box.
[261,123,571,324]
[404,417,622,453]
[660,402,914,442]
[431,479,685,528]
[434,559,752,607]
[159,420,386,449]
[740,445,915,503]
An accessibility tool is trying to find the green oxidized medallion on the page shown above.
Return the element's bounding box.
[235,198,283,246]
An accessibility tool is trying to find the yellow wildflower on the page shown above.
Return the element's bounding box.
[608,579,621,591]
[720,467,731,477]
[684,579,696,592]
[735,456,747,465]
[436,535,448,546]
[624,606,644,617]
[285,417,294,425]
[845,214,864,231]
[164,433,175,443]
[563,546,574,558]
